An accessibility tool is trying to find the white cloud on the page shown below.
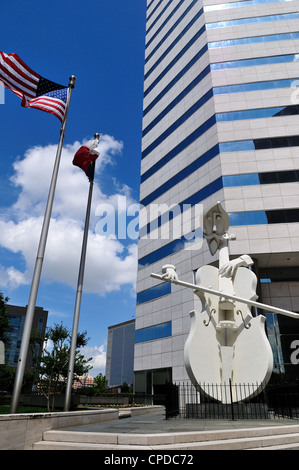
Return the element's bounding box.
[0,135,138,295]
[81,344,107,376]
[10,135,126,221]
[0,265,28,290]
[40,340,107,377]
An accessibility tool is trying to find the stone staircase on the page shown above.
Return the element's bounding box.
[33,424,299,450]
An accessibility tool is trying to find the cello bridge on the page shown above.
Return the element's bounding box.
[216,320,238,331]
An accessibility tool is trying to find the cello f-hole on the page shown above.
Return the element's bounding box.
[204,308,216,326]
[236,309,251,329]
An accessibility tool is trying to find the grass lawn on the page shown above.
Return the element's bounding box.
[0,405,64,414]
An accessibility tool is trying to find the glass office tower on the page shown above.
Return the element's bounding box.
[134,0,299,394]
[105,320,135,388]
[6,304,48,370]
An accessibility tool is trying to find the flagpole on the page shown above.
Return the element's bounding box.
[64,133,100,412]
[10,75,76,414]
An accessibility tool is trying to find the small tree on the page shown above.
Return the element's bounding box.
[34,323,92,411]
[121,382,133,393]
[0,364,15,392]
[0,292,10,347]
[94,373,108,393]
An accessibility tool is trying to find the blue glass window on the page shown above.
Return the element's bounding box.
[209,32,299,48]
[135,321,172,343]
[141,168,299,239]
[220,140,255,152]
[145,25,205,80]
[206,12,299,29]
[147,0,157,11]
[259,266,299,282]
[229,209,299,226]
[146,0,198,50]
[223,171,299,187]
[214,78,298,95]
[143,77,298,141]
[211,53,299,71]
[216,105,299,122]
[259,170,299,184]
[140,178,222,237]
[144,34,298,115]
[222,174,260,186]
[220,135,299,153]
[145,11,204,71]
[142,88,213,158]
[146,0,173,36]
[146,0,163,22]
[141,134,299,203]
[141,102,298,181]
[144,44,208,98]
[143,64,210,119]
[136,283,171,304]
[141,169,299,239]
[204,0,292,11]
[145,6,298,100]
[228,211,268,225]
[138,237,189,269]
[141,115,216,180]
[138,208,299,269]
[140,145,219,206]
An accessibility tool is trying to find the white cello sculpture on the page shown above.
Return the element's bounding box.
[151,202,299,403]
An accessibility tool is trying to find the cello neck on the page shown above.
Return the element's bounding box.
[218,237,235,302]
[218,237,230,271]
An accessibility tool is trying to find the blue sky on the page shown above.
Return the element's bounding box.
[0,0,147,375]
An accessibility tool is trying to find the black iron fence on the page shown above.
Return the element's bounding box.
[165,381,299,420]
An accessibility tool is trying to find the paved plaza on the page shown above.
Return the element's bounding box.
[64,408,299,434]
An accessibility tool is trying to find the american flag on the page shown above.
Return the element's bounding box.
[0,52,68,122]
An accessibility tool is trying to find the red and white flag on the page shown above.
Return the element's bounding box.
[73,139,100,181]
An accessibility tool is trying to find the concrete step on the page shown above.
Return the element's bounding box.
[33,424,299,450]
[250,443,299,450]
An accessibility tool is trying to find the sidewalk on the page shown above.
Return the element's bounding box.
[63,407,299,435]
[34,408,299,449]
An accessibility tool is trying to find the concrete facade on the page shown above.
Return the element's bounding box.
[134,0,299,391]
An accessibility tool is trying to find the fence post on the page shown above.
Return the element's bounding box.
[165,382,179,419]
[229,379,235,420]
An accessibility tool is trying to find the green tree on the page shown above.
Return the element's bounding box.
[0,364,15,392]
[93,373,108,393]
[0,292,10,347]
[34,323,92,411]
[121,382,132,393]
